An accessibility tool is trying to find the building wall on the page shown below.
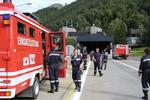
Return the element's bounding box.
[61,26,77,37]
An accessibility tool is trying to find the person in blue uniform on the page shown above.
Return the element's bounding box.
[82,47,88,70]
[47,44,62,93]
[138,47,150,100]
[93,48,103,76]
[71,49,83,92]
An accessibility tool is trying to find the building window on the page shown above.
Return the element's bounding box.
[17,22,26,35]
[29,27,35,38]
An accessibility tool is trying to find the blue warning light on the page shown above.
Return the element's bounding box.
[3,14,10,20]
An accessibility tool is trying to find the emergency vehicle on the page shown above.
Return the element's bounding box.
[0,0,66,99]
[112,44,130,59]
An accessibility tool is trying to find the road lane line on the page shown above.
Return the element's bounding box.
[63,61,91,100]
[72,61,91,100]
[113,60,138,71]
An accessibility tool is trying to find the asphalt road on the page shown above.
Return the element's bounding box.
[79,58,143,100]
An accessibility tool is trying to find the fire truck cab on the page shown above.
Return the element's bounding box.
[112,44,130,59]
[0,1,66,99]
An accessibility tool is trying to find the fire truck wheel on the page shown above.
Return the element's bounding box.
[31,77,39,99]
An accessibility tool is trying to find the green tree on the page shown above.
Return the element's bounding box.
[34,0,150,46]
[140,19,150,46]
[127,12,145,29]
[66,37,77,47]
[94,19,102,27]
[73,15,89,31]
[108,18,127,44]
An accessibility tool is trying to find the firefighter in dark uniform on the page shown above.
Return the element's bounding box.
[101,49,108,70]
[138,47,150,100]
[93,48,103,76]
[47,44,62,93]
[82,47,88,70]
[71,49,83,92]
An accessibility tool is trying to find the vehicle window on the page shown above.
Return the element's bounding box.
[29,27,35,38]
[17,22,26,35]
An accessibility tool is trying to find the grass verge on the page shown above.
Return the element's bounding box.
[131,47,145,56]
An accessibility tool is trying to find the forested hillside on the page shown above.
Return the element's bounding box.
[34,0,150,45]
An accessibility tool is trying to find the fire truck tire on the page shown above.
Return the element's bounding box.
[31,76,39,99]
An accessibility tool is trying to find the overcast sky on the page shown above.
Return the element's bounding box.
[9,0,76,12]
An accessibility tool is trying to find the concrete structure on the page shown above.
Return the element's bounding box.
[61,26,77,37]
[86,25,103,34]
[68,31,90,38]
[66,45,75,56]
[127,29,142,47]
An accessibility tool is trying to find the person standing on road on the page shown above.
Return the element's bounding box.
[101,49,109,70]
[90,50,94,61]
[71,49,83,92]
[93,48,103,76]
[47,44,62,93]
[138,47,150,100]
[82,47,88,70]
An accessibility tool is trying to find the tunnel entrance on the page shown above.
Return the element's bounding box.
[77,33,112,53]
[79,41,110,53]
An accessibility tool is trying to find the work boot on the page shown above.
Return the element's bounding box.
[49,83,55,93]
[99,71,103,77]
[78,87,81,92]
[104,64,107,70]
[77,82,81,92]
[94,71,96,76]
[55,82,59,92]
[142,96,148,100]
[100,73,103,77]
[47,89,54,93]
[75,87,78,90]
[55,88,59,92]
[142,90,148,100]
[74,82,78,90]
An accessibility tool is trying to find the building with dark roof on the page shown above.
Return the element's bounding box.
[66,24,112,52]
[126,29,143,47]
[77,32,112,52]
[77,32,112,42]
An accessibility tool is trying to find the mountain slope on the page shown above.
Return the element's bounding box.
[34,0,150,33]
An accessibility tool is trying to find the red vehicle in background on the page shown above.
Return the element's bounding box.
[0,1,66,99]
[112,44,130,59]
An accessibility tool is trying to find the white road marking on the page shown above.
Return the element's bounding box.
[71,61,91,100]
[113,60,138,71]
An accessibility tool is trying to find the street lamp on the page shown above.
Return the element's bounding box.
[15,3,32,7]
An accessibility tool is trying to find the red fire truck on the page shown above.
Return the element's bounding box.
[112,44,130,59]
[0,1,66,99]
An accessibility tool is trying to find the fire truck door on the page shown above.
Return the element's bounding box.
[41,32,47,70]
[50,32,66,78]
